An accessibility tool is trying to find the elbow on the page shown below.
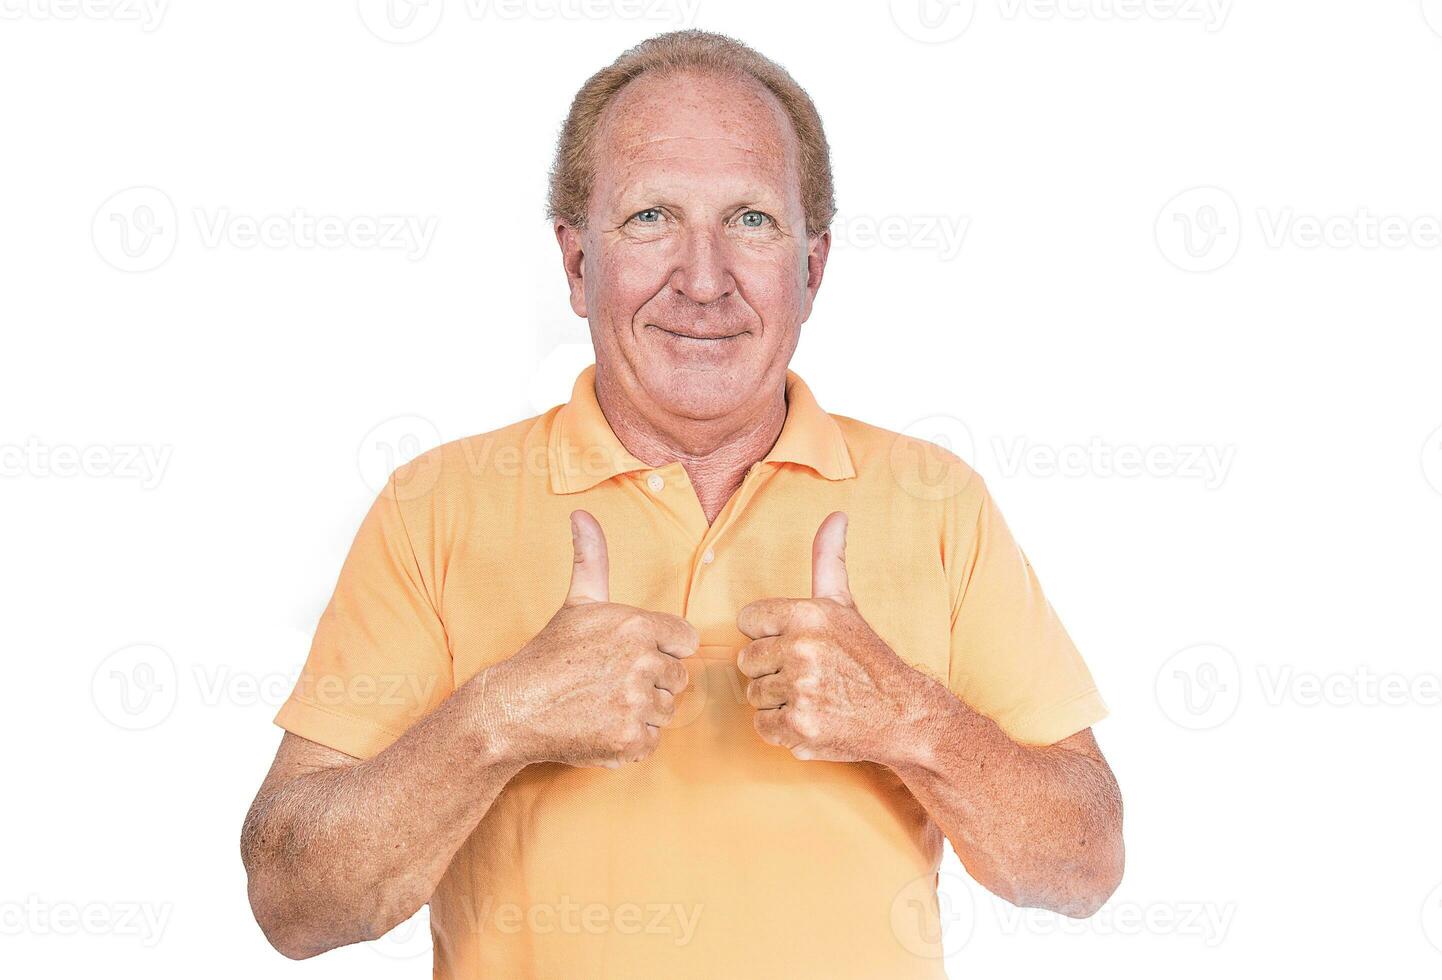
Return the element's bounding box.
[246,876,333,960]
[1053,835,1125,919]
[1003,831,1125,920]
[243,860,413,960]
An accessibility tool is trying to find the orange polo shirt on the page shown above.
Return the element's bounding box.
[275,363,1108,979]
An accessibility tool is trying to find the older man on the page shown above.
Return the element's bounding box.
[241,29,1123,979]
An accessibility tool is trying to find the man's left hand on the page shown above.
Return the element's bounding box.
[736,511,932,763]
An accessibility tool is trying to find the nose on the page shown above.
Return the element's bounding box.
[668,224,735,306]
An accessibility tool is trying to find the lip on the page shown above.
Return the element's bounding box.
[646,324,749,341]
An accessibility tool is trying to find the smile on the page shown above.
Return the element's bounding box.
[646,324,749,341]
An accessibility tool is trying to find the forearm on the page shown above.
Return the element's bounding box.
[241,669,525,958]
[879,677,1124,917]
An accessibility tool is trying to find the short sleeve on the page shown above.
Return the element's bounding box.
[273,473,454,759]
[947,481,1107,746]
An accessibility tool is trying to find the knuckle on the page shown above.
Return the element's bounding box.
[619,609,653,636]
[631,650,664,675]
[791,635,824,662]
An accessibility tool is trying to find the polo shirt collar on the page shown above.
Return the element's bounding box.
[548,364,856,495]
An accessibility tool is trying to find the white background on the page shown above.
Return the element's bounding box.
[3,0,1441,976]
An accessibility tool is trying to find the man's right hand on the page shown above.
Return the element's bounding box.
[477,509,698,769]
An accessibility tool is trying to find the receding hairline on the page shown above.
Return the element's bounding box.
[546,30,835,236]
[589,67,803,189]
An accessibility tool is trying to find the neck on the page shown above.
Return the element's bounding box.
[593,369,788,524]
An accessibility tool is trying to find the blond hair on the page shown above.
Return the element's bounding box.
[547,29,835,237]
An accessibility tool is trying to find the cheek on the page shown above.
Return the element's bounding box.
[736,251,807,323]
[590,246,671,323]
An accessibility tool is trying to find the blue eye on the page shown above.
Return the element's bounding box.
[633,208,662,223]
[739,210,770,228]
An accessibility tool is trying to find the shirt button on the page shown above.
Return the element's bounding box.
[701,547,715,564]
[647,473,665,493]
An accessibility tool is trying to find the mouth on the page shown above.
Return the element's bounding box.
[645,324,750,342]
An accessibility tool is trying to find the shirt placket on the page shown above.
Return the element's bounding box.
[637,460,771,627]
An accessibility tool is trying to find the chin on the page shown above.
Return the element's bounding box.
[637,363,754,421]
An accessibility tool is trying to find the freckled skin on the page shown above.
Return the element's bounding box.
[556,69,830,523]
[239,62,1123,966]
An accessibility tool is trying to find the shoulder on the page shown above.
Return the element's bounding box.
[830,413,988,513]
[387,408,556,508]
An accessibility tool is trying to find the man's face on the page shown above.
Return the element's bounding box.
[557,69,830,425]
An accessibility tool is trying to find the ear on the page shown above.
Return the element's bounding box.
[801,228,831,322]
[555,221,588,318]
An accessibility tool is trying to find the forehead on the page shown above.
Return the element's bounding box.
[591,69,800,199]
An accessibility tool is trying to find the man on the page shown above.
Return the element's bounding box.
[241,29,1123,979]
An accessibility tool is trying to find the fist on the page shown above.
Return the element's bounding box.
[736,511,919,762]
[482,510,698,769]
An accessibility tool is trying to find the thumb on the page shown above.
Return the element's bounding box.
[566,509,610,605]
[811,510,852,605]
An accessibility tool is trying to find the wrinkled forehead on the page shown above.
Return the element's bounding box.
[590,69,801,203]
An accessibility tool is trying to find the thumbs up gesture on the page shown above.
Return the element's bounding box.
[480,510,699,769]
[736,512,921,763]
